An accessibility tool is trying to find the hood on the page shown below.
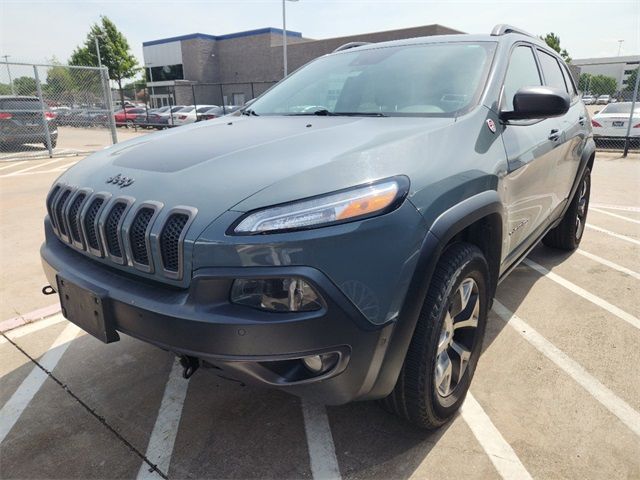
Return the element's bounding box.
[57,115,454,227]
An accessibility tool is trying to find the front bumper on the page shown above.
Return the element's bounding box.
[41,235,395,404]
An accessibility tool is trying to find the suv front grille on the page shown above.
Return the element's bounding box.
[160,213,189,273]
[84,197,104,250]
[130,207,154,266]
[105,202,127,258]
[46,184,195,280]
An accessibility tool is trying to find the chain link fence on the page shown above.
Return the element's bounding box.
[582,67,640,155]
[0,62,117,160]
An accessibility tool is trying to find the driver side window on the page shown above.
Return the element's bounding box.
[502,45,542,111]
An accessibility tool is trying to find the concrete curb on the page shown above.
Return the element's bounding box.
[0,303,61,333]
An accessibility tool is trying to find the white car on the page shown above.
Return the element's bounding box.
[582,95,596,105]
[172,105,218,126]
[596,95,611,105]
[591,102,640,139]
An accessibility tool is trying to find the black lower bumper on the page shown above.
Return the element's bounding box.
[41,237,396,404]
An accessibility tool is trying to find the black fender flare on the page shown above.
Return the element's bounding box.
[365,190,504,400]
[558,137,596,224]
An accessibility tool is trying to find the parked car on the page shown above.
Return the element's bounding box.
[173,105,218,126]
[591,102,640,143]
[155,105,186,126]
[134,111,169,130]
[0,95,58,148]
[74,110,109,128]
[596,94,611,105]
[582,95,596,105]
[114,108,146,127]
[41,25,595,429]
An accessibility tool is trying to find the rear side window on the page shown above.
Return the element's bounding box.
[538,50,568,93]
[561,65,578,98]
[0,98,41,111]
[502,46,542,111]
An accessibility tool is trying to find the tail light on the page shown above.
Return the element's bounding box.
[45,112,56,120]
[178,115,187,120]
[0,112,12,120]
[591,120,602,128]
[633,123,640,128]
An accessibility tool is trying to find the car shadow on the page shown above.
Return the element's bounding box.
[0,143,50,153]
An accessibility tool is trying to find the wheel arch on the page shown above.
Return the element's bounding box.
[365,191,504,400]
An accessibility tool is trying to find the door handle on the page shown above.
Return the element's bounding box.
[579,116,586,126]
[548,129,561,141]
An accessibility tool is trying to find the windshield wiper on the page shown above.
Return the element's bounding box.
[286,109,388,117]
[241,108,259,116]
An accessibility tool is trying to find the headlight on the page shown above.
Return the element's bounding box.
[232,176,409,234]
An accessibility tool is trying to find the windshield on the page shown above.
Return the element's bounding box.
[249,42,496,117]
[601,103,639,114]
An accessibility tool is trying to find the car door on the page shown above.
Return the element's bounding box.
[535,48,586,213]
[500,44,568,260]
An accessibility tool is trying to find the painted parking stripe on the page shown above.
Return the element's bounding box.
[461,393,533,480]
[523,259,640,331]
[576,249,640,281]
[137,358,189,479]
[302,399,342,480]
[0,315,65,347]
[493,300,640,437]
[591,207,640,225]
[590,203,640,213]
[0,323,80,443]
[586,224,640,246]
[2,158,61,177]
[0,161,26,172]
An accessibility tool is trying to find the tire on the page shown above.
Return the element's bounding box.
[47,138,57,149]
[381,243,489,429]
[542,167,591,250]
[125,120,134,128]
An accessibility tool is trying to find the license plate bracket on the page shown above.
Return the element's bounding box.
[612,121,624,127]
[56,276,119,343]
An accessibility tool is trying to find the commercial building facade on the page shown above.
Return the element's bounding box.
[142,24,462,107]
[572,55,640,90]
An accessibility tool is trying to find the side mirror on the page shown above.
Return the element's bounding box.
[500,86,570,121]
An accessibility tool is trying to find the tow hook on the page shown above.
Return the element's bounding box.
[42,285,56,295]
[179,355,200,379]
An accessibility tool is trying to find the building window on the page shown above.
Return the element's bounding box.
[146,64,184,82]
[232,93,245,105]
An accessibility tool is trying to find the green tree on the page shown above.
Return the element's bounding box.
[13,76,37,95]
[589,75,617,96]
[578,73,592,93]
[0,83,11,95]
[45,58,74,98]
[624,67,638,92]
[69,16,139,108]
[540,33,571,63]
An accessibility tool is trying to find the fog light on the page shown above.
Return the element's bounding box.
[230,277,322,312]
[302,352,340,374]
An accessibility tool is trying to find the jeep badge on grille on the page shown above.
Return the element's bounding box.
[106,173,134,188]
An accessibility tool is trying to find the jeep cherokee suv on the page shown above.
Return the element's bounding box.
[41,25,594,429]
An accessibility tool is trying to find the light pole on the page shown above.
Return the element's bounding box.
[1,54,14,94]
[282,0,299,78]
[617,40,624,56]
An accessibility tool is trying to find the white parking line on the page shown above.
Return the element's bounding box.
[302,399,342,480]
[0,315,65,346]
[591,207,640,225]
[137,358,189,479]
[590,203,640,213]
[0,323,80,444]
[576,249,640,281]
[0,161,26,172]
[492,300,640,437]
[586,224,640,246]
[461,393,533,480]
[2,158,61,177]
[523,259,640,331]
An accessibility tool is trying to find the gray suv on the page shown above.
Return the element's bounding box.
[41,25,594,429]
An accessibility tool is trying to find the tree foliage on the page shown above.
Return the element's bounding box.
[625,67,639,92]
[69,16,139,106]
[13,76,37,96]
[540,33,571,63]
[579,73,617,96]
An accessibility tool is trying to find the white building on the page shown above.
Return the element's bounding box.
[572,55,639,90]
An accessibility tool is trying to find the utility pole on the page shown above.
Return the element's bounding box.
[95,37,103,68]
[282,0,299,78]
[617,40,624,56]
[1,55,14,94]
[622,67,639,157]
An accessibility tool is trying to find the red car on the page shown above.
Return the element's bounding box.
[114,108,146,127]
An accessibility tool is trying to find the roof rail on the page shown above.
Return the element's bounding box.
[490,24,536,38]
[333,42,371,53]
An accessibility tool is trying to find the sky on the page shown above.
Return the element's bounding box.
[1,0,639,73]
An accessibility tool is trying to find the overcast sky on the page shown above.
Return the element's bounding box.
[1,0,638,70]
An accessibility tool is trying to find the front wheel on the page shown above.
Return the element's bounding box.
[543,167,591,250]
[381,243,489,429]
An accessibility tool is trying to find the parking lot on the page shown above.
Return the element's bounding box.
[0,149,639,479]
